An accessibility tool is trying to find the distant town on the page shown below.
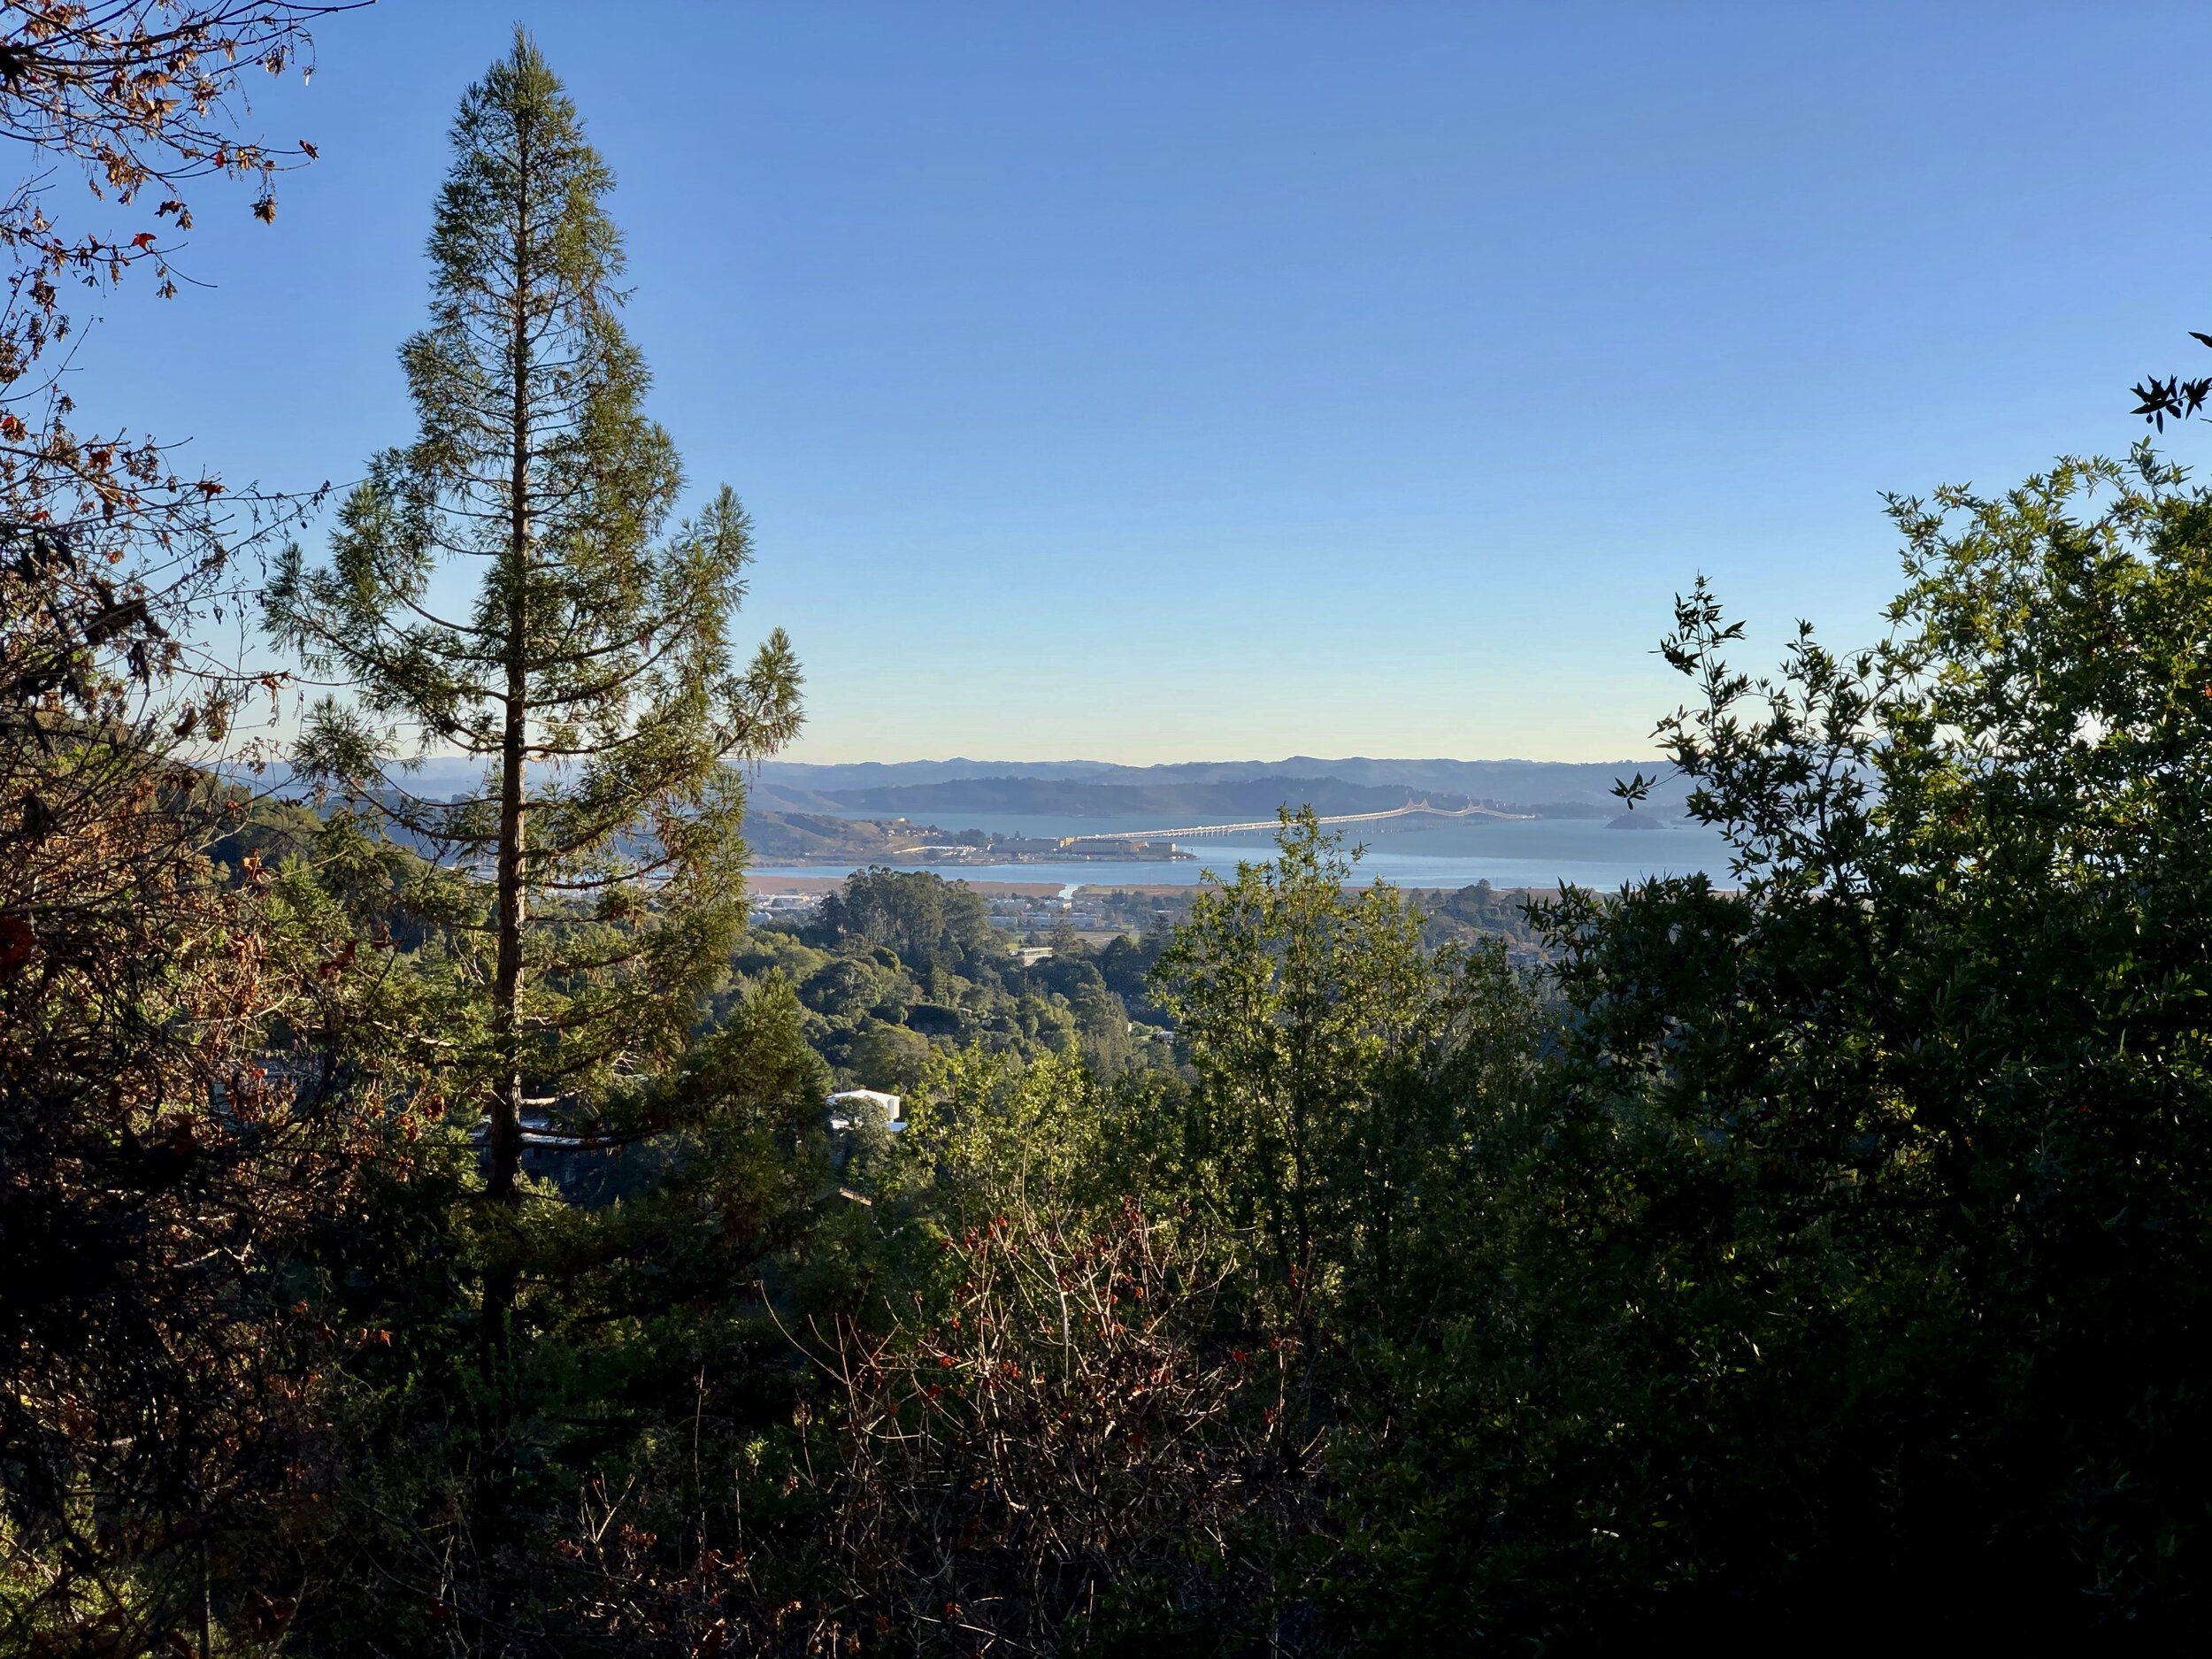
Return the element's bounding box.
[742,811,1196,867]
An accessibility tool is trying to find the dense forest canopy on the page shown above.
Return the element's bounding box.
[7,10,2212,1655]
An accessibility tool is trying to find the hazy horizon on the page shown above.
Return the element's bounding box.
[361,751,1671,779]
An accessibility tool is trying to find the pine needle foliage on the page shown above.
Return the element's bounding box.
[267,32,803,1207]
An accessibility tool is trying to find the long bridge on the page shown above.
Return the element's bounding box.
[1061,799,1534,844]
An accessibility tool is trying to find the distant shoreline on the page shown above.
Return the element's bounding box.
[746,872,1569,902]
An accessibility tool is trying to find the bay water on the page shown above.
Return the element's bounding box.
[750,808,1735,892]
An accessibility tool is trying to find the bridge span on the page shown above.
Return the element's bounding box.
[1062,799,1535,844]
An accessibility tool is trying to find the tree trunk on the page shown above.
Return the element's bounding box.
[488,621,527,1207]
[487,119,534,1212]
[483,115,534,1409]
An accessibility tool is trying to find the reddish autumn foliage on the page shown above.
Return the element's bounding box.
[557,1194,1317,1656]
[0,9,373,1652]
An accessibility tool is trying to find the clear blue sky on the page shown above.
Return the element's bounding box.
[60,0,2212,763]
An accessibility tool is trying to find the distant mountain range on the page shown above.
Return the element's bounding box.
[803,776,1475,821]
[751,757,1690,821]
[250,756,1691,825]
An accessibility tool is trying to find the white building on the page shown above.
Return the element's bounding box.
[826,1088,904,1135]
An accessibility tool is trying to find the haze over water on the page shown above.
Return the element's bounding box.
[751,809,1735,891]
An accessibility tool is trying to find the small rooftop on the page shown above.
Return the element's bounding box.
[826,1087,905,1134]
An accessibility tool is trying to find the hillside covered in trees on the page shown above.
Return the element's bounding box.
[749,763,1685,820]
[9,9,2212,1655]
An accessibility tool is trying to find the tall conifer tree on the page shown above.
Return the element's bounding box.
[270,35,801,1225]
